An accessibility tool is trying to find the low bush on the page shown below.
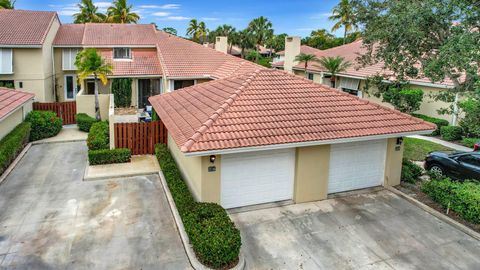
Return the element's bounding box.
[440,126,463,141]
[461,138,480,149]
[0,122,31,175]
[422,178,480,224]
[155,144,241,269]
[88,148,131,165]
[111,78,132,107]
[25,111,62,141]
[87,121,109,150]
[412,114,449,136]
[401,159,423,183]
[76,113,97,132]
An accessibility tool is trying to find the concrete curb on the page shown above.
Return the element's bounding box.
[0,143,32,186]
[157,171,246,270]
[32,138,86,145]
[387,186,480,241]
[83,163,159,181]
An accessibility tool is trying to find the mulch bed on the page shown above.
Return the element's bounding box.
[396,181,480,233]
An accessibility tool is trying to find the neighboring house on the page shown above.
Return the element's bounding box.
[149,69,435,209]
[0,10,60,102]
[0,87,34,139]
[273,37,460,124]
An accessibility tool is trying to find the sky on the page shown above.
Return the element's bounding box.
[15,0,344,38]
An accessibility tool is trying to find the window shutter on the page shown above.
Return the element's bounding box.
[0,49,13,74]
[339,77,360,90]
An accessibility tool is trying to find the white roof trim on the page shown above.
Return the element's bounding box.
[0,45,42,48]
[183,129,434,157]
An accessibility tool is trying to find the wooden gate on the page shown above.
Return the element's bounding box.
[33,101,77,125]
[114,121,168,155]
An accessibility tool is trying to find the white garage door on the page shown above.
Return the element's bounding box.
[221,148,295,209]
[328,139,387,194]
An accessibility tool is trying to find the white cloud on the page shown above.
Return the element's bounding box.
[152,12,170,17]
[163,16,190,21]
[49,3,78,16]
[310,13,332,19]
[94,2,111,8]
[139,4,180,9]
[201,17,219,21]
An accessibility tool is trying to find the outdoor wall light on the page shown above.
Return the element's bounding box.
[396,137,404,146]
[209,155,216,163]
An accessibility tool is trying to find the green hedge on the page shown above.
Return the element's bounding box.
[155,144,241,269]
[0,122,31,175]
[87,121,109,150]
[25,111,62,141]
[112,78,132,107]
[461,138,479,149]
[422,178,480,224]
[88,148,131,165]
[440,126,463,141]
[401,159,423,183]
[412,114,449,136]
[76,113,97,132]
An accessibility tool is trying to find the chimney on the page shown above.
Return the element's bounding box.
[215,36,228,54]
[284,36,301,73]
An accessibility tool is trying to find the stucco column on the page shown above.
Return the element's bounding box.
[201,155,221,204]
[384,138,404,187]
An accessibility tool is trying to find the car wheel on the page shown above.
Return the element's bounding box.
[429,164,444,177]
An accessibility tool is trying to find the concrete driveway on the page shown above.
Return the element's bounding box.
[0,142,191,269]
[231,190,480,270]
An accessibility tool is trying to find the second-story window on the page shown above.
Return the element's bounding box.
[0,48,13,74]
[62,48,79,70]
[113,48,131,59]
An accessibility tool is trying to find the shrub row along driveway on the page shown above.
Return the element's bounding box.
[0,142,191,269]
[232,190,480,270]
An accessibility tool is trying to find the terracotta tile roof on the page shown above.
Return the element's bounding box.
[276,45,322,56]
[149,69,435,153]
[53,24,85,46]
[0,10,57,46]
[155,31,262,79]
[0,88,34,120]
[99,49,162,76]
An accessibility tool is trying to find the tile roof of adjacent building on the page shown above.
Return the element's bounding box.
[149,69,435,154]
[0,9,57,46]
[0,88,34,120]
[53,24,85,46]
[276,45,323,56]
[99,49,162,76]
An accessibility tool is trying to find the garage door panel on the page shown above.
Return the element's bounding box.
[221,149,295,209]
[328,140,387,194]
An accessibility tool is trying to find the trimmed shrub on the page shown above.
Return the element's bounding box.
[88,148,131,165]
[401,159,423,183]
[155,144,241,269]
[25,111,62,141]
[412,114,449,136]
[422,178,480,224]
[461,138,480,149]
[0,122,31,175]
[76,113,97,132]
[440,126,463,141]
[112,78,132,107]
[87,121,109,150]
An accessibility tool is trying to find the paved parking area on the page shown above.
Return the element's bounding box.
[0,142,191,269]
[231,190,480,270]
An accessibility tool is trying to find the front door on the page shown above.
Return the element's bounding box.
[64,75,78,100]
[138,79,160,108]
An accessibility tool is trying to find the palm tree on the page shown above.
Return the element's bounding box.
[186,19,199,42]
[318,56,351,87]
[106,0,139,24]
[329,0,357,44]
[295,53,320,78]
[73,0,106,23]
[213,24,236,53]
[248,16,273,63]
[75,49,112,120]
[0,0,14,9]
[198,21,208,44]
[235,29,254,59]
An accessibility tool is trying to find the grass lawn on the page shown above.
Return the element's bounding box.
[403,137,453,161]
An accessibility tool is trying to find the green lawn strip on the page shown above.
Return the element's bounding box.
[403,137,452,161]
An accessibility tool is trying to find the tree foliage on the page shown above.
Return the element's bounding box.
[111,78,132,108]
[162,27,177,36]
[302,30,360,49]
[295,53,320,78]
[318,56,352,87]
[106,0,139,23]
[382,88,424,114]
[73,0,106,23]
[329,0,358,43]
[0,0,14,9]
[248,16,274,63]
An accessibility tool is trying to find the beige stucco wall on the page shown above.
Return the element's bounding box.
[293,145,331,203]
[384,138,405,187]
[0,108,24,140]
[75,90,111,120]
[201,155,221,203]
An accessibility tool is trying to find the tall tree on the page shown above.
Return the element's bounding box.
[0,0,14,9]
[295,53,320,78]
[248,16,274,63]
[318,56,352,87]
[266,33,288,52]
[211,24,236,52]
[106,0,139,24]
[235,29,254,59]
[73,0,106,24]
[186,19,199,42]
[198,21,208,44]
[329,0,357,44]
[75,49,112,120]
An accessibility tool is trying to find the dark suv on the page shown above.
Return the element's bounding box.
[425,151,480,180]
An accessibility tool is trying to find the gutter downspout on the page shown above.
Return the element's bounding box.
[52,46,56,101]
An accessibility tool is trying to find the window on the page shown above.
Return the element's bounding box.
[86,80,95,94]
[0,48,13,74]
[339,77,362,97]
[307,73,314,81]
[458,155,480,166]
[113,48,131,59]
[0,80,14,88]
[64,75,77,100]
[62,49,79,70]
[173,80,195,90]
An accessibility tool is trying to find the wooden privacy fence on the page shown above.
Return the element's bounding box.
[33,101,77,125]
[114,121,168,155]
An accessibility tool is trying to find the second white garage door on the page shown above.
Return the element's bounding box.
[221,148,295,209]
[328,139,387,194]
